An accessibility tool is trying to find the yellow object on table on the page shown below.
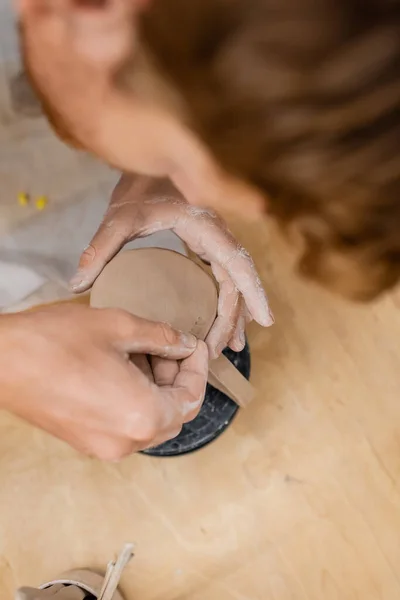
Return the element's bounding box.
[17,192,29,206]
[35,195,48,211]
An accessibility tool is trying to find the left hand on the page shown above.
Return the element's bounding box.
[71,174,273,358]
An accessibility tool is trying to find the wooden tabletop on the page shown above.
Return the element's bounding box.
[1,218,400,600]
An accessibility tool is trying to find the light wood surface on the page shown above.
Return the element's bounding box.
[1,220,400,600]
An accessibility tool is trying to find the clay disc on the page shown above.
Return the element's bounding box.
[90,248,218,339]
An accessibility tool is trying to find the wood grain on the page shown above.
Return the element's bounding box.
[1,219,400,600]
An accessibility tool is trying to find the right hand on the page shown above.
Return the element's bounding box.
[0,304,208,460]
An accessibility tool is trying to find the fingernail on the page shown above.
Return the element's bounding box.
[181,333,197,349]
[239,330,246,346]
[259,309,274,327]
[230,340,245,353]
[69,274,86,292]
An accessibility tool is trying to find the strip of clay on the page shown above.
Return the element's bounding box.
[38,570,124,600]
[90,248,254,408]
[209,355,254,408]
[15,586,84,600]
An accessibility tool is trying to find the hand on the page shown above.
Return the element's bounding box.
[0,304,208,460]
[71,175,274,359]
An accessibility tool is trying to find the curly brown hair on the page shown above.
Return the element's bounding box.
[137,0,400,300]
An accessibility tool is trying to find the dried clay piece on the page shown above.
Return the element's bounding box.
[16,569,124,600]
[90,248,254,408]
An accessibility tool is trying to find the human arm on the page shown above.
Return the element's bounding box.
[0,304,208,459]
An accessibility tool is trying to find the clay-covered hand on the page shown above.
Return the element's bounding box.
[71,175,273,359]
[0,304,208,459]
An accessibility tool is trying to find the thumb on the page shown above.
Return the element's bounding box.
[102,311,199,360]
[70,220,128,293]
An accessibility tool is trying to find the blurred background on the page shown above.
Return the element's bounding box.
[0,0,119,310]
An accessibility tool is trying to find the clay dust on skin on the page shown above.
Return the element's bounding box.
[107,200,137,211]
[186,205,218,219]
[207,237,272,326]
[180,207,273,331]
[143,196,183,205]
[113,191,272,327]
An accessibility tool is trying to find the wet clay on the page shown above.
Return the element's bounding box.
[90,248,254,408]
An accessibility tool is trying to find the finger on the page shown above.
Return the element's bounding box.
[70,220,130,293]
[148,426,183,449]
[130,354,154,381]
[68,431,136,462]
[70,176,138,292]
[88,435,138,462]
[101,310,199,359]
[69,205,178,293]
[70,178,185,293]
[228,298,247,353]
[223,248,273,327]
[212,244,272,327]
[151,356,180,386]
[206,264,241,359]
[161,340,209,424]
[173,214,273,327]
[133,348,206,447]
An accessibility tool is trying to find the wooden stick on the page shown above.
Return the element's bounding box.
[98,543,134,600]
